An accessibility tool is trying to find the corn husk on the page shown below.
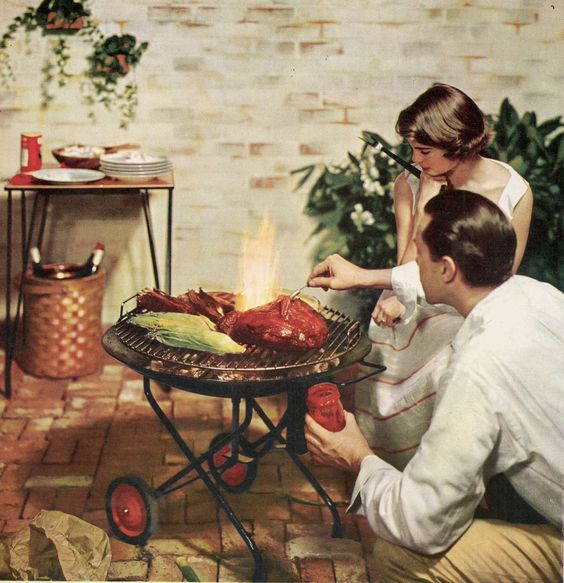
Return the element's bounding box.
[130,311,245,355]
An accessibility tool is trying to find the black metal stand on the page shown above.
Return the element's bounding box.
[134,376,347,582]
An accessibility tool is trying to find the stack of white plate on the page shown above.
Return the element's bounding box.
[100,151,172,182]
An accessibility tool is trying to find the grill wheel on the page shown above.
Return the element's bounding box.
[208,432,258,493]
[106,476,157,545]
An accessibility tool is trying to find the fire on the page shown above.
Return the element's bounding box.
[236,213,281,311]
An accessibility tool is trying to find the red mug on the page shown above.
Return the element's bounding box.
[306,383,345,432]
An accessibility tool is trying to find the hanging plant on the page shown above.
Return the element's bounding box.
[83,33,149,129]
[35,0,89,32]
[0,0,101,107]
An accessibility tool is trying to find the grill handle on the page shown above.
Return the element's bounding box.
[336,360,386,389]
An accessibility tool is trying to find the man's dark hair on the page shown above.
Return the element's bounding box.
[423,190,516,287]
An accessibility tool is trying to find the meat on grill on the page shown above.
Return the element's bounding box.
[217,295,328,352]
[138,288,235,323]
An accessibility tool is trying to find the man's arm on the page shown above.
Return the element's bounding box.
[307,254,393,291]
[306,364,503,554]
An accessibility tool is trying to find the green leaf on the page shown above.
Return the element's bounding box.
[292,164,316,191]
[537,116,562,137]
[499,98,519,128]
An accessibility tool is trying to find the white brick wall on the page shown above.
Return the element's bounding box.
[0,0,561,323]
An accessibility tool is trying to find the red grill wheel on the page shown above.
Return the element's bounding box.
[106,476,156,545]
[209,432,258,493]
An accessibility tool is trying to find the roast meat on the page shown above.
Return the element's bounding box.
[137,288,234,323]
[217,295,328,352]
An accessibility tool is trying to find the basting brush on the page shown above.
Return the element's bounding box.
[360,131,421,179]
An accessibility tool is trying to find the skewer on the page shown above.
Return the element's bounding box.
[360,131,421,179]
[289,285,307,299]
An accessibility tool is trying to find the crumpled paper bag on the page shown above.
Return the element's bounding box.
[0,509,111,581]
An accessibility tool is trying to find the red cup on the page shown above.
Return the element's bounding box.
[306,383,345,432]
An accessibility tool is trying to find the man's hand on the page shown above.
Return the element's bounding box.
[372,294,406,328]
[307,254,366,291]
[308,254,393,292]
[305,410,373,473]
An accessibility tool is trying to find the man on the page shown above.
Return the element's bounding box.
[305,190,563,583]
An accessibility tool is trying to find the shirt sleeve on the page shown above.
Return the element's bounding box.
[391,261,425,321]
[391,261,461,322]
[348,364,504,554]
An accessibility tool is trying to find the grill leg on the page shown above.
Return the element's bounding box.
[252,399,344,538]
[142,378,266,582]
[285,385,308,454]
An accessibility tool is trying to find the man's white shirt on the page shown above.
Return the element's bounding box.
[349,273,564,553]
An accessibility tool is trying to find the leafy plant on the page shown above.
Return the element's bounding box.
[0,0,99,107]
[35,0,89,30]
[484,99,563,289]
[83,33,149,129]
[0,2,149,127]
[293,99,564,323]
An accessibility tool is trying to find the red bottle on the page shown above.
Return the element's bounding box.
[306,383,346,432]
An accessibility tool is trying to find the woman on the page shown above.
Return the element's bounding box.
[354,83,533,469]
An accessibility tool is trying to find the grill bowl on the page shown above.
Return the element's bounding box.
[103,302,371,398]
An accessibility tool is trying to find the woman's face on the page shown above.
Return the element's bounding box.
[408,139,459,177]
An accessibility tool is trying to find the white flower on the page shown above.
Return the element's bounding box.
[373,181,385,197]
[350,203,375,233]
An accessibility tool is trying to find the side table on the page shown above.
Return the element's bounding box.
[2,172,175,398]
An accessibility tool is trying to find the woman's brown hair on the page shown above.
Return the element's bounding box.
[396,83,493,159]
[423,190,516,287]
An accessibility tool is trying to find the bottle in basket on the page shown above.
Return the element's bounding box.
[29,246,47,278]
[75,242,105,278]
[306,383,346,432]
[20,133,42,173]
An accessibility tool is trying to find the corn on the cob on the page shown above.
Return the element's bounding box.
[130,311,215,331]
[154,329,246,354]
[130,311,246,355]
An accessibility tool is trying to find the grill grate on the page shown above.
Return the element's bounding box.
[114,305,363,378]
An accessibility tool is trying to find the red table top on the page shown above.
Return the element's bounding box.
[5,168,174,191]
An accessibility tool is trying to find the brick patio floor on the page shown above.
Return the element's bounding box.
[0,347,381,582]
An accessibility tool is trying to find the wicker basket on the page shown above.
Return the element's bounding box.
[17,266,105,379]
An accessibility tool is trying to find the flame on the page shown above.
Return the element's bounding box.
[236,213,281,311]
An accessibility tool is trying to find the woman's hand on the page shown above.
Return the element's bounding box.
[305,410,373,473]
[307,254,366,291]
[372,294,406,327]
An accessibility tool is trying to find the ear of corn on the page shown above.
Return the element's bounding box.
[130,311,246,355]
[154,329,246,355]
[130,311,215,331]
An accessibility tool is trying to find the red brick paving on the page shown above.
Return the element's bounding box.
[0,351,382,582]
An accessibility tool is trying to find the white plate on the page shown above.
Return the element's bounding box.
[31,168,105,184]
[100,163,172,171]
[105,172,170,182]
[100,152,167,164]
[100,167,172,174]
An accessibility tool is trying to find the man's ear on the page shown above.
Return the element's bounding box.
[441,256,457,283]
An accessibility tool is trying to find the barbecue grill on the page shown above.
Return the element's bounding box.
[102,295,385,582]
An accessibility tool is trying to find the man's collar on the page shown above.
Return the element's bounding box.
[452,277,514,351]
